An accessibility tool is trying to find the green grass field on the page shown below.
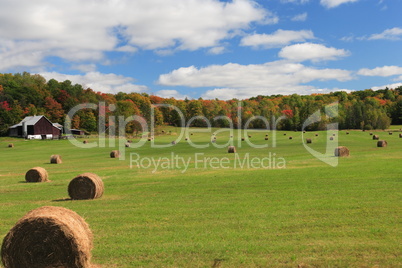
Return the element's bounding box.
[0,128,401,267]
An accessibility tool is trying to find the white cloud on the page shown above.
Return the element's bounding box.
[207,46,227,55]
[371,83,402,91]
[281,0,310,4]
[158,61,352,99]
[291,13,308,22]
[0,0,271,70]
[40,71,149,94]
[278,43,350,62]
[155,90,189,99]
[366,27,402,40]
[240,30,314,49]
[320,0,359,8]
[357,66,402,77]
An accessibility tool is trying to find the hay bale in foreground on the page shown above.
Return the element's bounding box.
[8,143,14,148]
[50,155,62,164]
[25,167,48,183]
[335,146,350,157]
[306,138,312,144]
[399,133,402,138]
[1,206,93,268]
[228,146,236,153]
[372,135,379,140]
[68,173,104,200]
[377,140,387,147]
[110,150,120,158]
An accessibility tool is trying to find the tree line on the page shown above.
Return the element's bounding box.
[1,72,401,136]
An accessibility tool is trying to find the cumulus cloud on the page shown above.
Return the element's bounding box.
[158,61,352,99]
[371,82,402,91]
[320,0,360,8]
[40,71,149,94]
[291,13,308,22]
[357,66,402,77]
[278,43,350,62]
[0,0,271,70]
[155,90,189,99]
[366,27,402,41]
[240,30,315,49]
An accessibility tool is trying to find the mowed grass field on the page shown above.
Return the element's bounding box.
[0,127,401,267]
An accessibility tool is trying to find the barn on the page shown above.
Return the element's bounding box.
[9,115,63,139]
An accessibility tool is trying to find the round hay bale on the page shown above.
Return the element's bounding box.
[369,132,373,135]
[147,138,152,141]
[8,143,14,148]
[185,138,188,141]
[389,132,393,135]
[125,143,130,148]
[25,167,49,183]
[83,140,88,144]
[171,141,176,145]
[315,134,319,137]
[377,140,387,147]
[50,155,62,164]
[110,150,120,158]
[399,133,402,138]
[265,137,269,141]
[241,138,245,141]
[346,132,349,135]
[248,135,252,138]
[68,173,104,200]
[127,140,132,143]
[1,206,93,268]
[306,138,312,144]
[289,136,293,140]
[303,131,306,133]
[335,146,350,157]
[283,133,286,136]
[372,135,379,140]
[333,133,336,136]
[227,146,236,153]
[265,134,269,137]
[330,136,334,141]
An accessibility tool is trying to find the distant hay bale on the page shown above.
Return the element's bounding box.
[333,134,336,136]
[110,150,120,158]
[25,167,48,183]
[50,155,62,164]
[8,143,14,148]
[185,138,188,141]
[306,138,312,144]
[330,136,334,141]
[68,173,104,200]
[335,146,350,157]
[265,134,268,137]
[190,133,193,136]
[227,146,236,153]
[303,131,306,133]
[389,132,393,135]
[399,133,402,138]
[369,132,373,135]
[248,135,252,138]
[127,140,132,143]
[372,135,379,140]
[147,138,152,141]
[83,140,88,144]
[289,136,293,140]
[377,140,387,147]
[346,132,349,134]
[125,143,130,148]
[1,206,93,268]
[241,138,245,141]
[315,134,319,136]
[283,133,286,136]
[265,137,269,141]
[171,141,176,145]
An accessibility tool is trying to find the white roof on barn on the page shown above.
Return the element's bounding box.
[9,115,57,129]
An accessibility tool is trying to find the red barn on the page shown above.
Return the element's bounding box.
[9,115,62,139]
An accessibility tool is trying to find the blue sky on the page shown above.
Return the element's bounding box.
[0,0,401,100]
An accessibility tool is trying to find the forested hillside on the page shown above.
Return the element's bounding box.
[1,72,401,136]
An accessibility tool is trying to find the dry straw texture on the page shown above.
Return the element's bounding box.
[68,173,104,200]
[50,155,62,164]
[25,167,48,183]
[1,206,93,268]
[110,150,120,158]
[228,146,236,153]
[335,146,350,157]
[372,135,380,140]
[377,140,387,147]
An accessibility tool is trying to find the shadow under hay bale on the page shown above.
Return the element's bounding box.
[377,140,387,147]
[50,155,62,164]
[25,167,48,183]
[110,150,120,158]
[68,173,104,200]
[8,143,14,148]
[306,138,312,144]
[1,206,93,268]
[228,146,236,153]
[335,146,350,157]
[372,135,379,140]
